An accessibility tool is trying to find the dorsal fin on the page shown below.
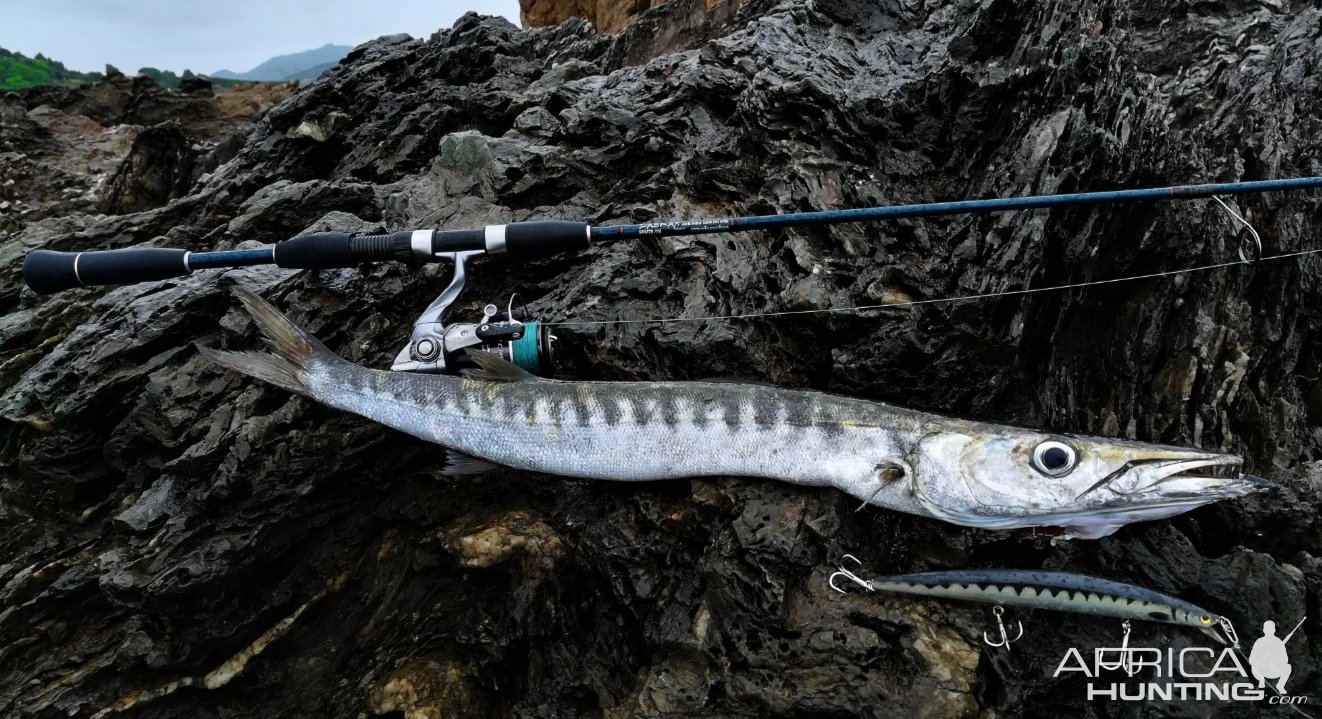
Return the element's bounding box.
[461,350,537,382]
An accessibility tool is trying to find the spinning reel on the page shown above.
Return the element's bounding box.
[390,250,555,375]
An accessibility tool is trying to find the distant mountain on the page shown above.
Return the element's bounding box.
[0,46,101,91]
[282,60,341,82]
[213,44,351,82]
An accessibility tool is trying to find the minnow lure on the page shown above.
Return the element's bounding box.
[200,289,1265,539]
[828,563,1238,645]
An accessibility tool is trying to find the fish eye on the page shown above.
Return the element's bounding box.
[1200,615,1213,625]
[1031,440,1078,477]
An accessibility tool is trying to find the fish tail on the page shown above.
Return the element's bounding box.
[197,288,335,396]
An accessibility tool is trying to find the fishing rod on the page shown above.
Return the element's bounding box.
[24,177,1322,295]
[20,177,1322,375]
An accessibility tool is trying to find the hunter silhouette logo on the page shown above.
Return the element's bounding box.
[1249,618,1304,693]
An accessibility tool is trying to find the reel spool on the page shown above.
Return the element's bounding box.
[421,300,556,376]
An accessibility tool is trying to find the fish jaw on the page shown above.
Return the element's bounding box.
[1050,454,1264,538]
[905,430,1267,538]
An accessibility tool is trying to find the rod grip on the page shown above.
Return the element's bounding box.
[23,248,191,294]
[272,232,414,269]
[503,221,591,256]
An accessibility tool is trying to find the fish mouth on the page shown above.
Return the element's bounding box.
[1052,454,1266,538]
[1081,454,1260,503]
[938,453,1267,539]
[1076,454,1251,500]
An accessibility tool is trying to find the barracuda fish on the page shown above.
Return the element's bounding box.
[200,289,1266,539]
[827,566,1236,645]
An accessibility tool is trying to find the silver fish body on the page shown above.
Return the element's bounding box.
[201,289,1266,539]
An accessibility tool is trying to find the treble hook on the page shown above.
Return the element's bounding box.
[1120,620,1135,675]
[1099,619,1136,675]
[983,605,1024,651]
[1210,196,1262,265]
[828,554,874,593]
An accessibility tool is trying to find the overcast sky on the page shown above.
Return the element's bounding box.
[2,0,521,75]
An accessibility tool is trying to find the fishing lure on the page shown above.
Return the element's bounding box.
[829,558,1239,647]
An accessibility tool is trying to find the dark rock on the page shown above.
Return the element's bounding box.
[1,2,1321,717]
[112,478,177,533]
[0,74,294,237]
[177,76,214,95]
[98,122,197,214]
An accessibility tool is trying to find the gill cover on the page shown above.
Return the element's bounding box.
[907,430,1084,527]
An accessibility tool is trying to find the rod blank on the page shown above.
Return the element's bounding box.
[591,176,1322,239]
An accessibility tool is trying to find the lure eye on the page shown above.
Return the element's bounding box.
[1200,615,1213,625]
[1031,440,1078,477]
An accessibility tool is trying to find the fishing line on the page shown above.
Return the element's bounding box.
[542,248,1322,328]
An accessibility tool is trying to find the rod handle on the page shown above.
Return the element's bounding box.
[23,248,192,295]
[272,232,413,269]
[502,221,591,257]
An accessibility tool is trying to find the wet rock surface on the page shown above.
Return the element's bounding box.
[0,74,295,235]
[2,1,1321,717]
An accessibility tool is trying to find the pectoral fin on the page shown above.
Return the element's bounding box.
[462,351,536,382]
[441,449,502,476]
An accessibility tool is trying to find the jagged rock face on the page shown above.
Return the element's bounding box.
[2,2,1322,717]
[97,122,196,214]
[211,81,300,123]
[0,76,295,234]
[0,100,141,232]
[521,0,735,33]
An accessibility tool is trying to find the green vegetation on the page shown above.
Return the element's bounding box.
[138,66,185,88]
[0,48,102,91]
[0,47,253,92]
[137,67,249,90]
